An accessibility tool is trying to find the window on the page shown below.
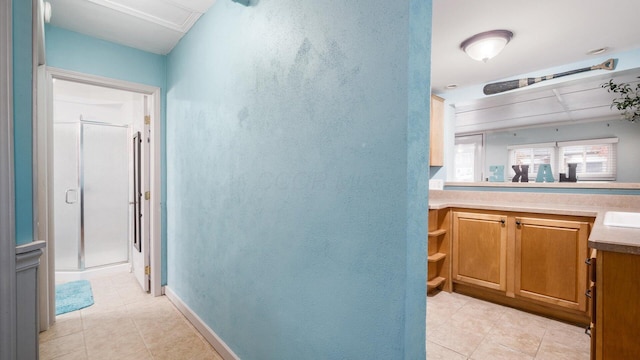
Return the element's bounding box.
[506,138,618,181]
[558,138,618,181]
[507,143,556,179]
[454,134,483,182]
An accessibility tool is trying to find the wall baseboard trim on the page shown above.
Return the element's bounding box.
[164,286,240,360]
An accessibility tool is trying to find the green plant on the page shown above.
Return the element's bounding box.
[602,79,640,123]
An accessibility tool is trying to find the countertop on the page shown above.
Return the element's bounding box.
[429,190,640,255]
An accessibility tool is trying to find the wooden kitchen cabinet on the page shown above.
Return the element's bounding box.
[429,95,444,166]
[514,216,589,312]
[427,209,451,292]
[450,209,593,324]
[592,250,640,359]
[452,211,507,292]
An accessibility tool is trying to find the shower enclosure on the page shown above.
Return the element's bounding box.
[54,121,130,271]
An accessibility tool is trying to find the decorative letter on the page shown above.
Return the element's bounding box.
[536,164,555,183]
[512,165,523,182]
[567,163,578,182]
[489,165,504,182]
[512,165,529,182]
[521,165,529,182]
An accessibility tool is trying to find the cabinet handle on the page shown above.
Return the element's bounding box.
[585,325,591,337]
[585,289,592,299]
[585,258,592,266]
[500,219,505,225]
[515,220,521,226]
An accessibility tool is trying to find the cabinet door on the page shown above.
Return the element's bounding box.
[452,211,507,291]
[514,217,589,312]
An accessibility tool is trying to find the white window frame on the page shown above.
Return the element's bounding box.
[507,142,556,180]
[506,138,618,182]
[558,138,618,181]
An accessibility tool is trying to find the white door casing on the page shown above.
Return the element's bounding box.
[40,68,163,324]
[131,96,151,292]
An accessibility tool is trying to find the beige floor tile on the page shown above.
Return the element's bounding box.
[79,292,124,315]
[40,332,85,360]
[39,312,84,343]
[471,339,534,360]
[99,348,153,360]
[537,326,590,359]
[187,348,225,360]
[84,320,147,360]
[147,332,215,360]
[39,271,243,360]
[50,349,88,360]
[449,300,504,335]
[426,340,467,360]
[427,291,590,359]
[126,295,181,322]
[498,307,553,330]
[428,322,486,357]
[117,284,151,305]
[535,340,590,360]
[428,291,471,308]
[81,307,132,330]
[488,319,546,357]
[137,316,198,350]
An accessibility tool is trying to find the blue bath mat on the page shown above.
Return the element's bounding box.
[55,280,94,315]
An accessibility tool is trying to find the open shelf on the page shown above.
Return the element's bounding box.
[427,276,446,290]
[428,229,446,237]
[428,252,446,263]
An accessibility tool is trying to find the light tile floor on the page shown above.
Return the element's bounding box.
[39,272,223,360]
[427,290,591,359]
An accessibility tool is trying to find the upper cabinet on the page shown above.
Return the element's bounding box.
[430,95,444,166]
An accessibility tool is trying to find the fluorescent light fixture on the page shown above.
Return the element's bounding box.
[460,30,513,62]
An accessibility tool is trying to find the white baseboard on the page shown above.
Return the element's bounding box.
[164,286,240,360]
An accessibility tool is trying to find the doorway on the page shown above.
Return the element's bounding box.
[38,68,162,329]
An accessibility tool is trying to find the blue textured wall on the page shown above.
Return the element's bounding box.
[166,0,430,359]
[13,0,33,245]
[45,25,168,284]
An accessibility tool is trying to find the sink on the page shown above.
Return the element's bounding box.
[603,211,640,229]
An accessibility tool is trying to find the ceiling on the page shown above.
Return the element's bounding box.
[46,0,640,131]
[432,0,640,92]
[47,0,217,54]
[47,0,640,88]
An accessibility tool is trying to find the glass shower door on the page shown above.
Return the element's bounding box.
[53,123,81,270]
[82,123,130,268]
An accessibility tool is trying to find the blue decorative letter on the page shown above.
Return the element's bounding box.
[489,165,504,182]
[535,164,555,183]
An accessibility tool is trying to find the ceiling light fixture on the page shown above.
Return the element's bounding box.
[460,30,513,63]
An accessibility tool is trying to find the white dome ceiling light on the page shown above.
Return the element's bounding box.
[460,30,514,63]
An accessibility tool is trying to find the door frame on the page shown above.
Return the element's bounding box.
[38,67,163,323]
[1,0,17,357]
